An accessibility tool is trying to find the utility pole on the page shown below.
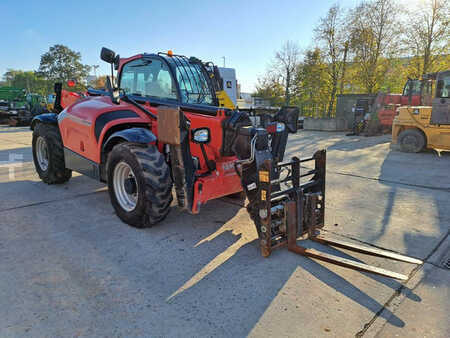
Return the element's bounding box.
[92,65,99,78]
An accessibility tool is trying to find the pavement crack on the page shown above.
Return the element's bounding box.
[355,262,423,337]
[423,231,449,262]
[0,190,106,213]
[426,261,450,271]
[328,170,450,192]
[300,164,450,192]
[354,231,449,337]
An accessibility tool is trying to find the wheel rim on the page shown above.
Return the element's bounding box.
[402,135,418,151]
[36,136,49,171]
[113,161,138,212]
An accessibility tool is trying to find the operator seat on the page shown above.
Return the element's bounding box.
[145,81,165,98]
[443,85,450,98]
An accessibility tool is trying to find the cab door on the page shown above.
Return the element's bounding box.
[431,71,450,125]
[430,71,450,149]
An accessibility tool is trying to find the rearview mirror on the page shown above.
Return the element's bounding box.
[101,47,116,64]
[106,76,120,104]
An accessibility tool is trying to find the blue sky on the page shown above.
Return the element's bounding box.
[0,0,359,92]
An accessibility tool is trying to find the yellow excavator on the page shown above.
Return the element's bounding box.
[392,70,450,153]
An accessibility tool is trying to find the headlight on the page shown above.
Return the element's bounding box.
[276,122,285,132]
[192,128,210,143]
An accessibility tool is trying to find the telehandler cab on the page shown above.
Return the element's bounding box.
[31,47,421,280]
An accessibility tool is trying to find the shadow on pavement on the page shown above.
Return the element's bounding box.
[371,149,449,258]
[0,175,410,335]
[0,127,435,335]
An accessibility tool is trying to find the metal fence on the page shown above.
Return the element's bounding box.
[298,102,331,118]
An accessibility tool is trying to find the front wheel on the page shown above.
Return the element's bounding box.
[32,123,72,184]
[398,129,425,153]
[107,143,173,228]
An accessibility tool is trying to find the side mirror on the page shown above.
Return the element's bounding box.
[106,76,120,104]
[191,128,210,143]
[274,106,299,133]
[101,47,116,64]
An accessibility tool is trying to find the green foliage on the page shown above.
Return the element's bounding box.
[254,77,285,106]
[295,49,329,117]
[314,3,346,117]
[254,0,449,117]
[402,0,449,76]
[348,0,400,94]
[37,44,90,91]
[2,44,93,97]
[88,75,107,89]
[3,70,49,96]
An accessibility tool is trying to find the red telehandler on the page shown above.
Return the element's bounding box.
[31,48,421,280]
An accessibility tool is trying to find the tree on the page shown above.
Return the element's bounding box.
[314,3,347,117]
[37,44,90,91]
[295,48,329,117]
[339,41,350,95]
[254,76,285,107]
[348,0,400,93]
[272,41,301,105]
[3,69,49,96]
[402,0,449,76]
[88,75,107,89]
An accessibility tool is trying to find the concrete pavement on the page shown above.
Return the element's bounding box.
[0,126,448,337]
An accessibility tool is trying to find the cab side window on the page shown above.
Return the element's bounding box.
[403,80,421,96]
[120,58,177,101]
[436,75,450,98]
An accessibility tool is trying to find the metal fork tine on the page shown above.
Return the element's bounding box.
[312,234,423,265]
[288,245,409,280]
[286,201,410,280]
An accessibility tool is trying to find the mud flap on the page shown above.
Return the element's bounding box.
[158,106,196,212]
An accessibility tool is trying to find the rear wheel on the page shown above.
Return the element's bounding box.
[32,123,72,184]
[398,129,426,153]
[107,143,173,228]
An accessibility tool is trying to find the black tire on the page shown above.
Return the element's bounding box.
[32,123,72,184]
[107,142,173,228]
[398,129,426,153]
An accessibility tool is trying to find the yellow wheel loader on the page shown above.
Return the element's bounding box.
[392,70,450,153]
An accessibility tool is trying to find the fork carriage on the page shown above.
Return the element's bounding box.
[238,147,422,280]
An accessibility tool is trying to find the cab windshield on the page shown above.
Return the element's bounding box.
[120,58,178,102]
[173,57,215,105]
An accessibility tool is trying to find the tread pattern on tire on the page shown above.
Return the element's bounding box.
[108,143,173,228]
[32,123,72,184]
[398,128,425,153]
